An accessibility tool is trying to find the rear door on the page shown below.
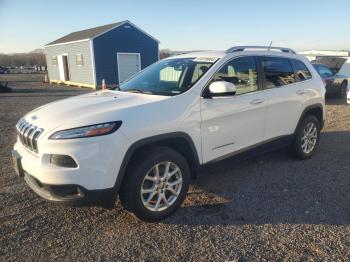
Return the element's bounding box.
[117,53,141,83]
[259,56,311,140]
[201,56,267,163]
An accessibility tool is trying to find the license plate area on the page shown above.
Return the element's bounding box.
[11,150,24,177]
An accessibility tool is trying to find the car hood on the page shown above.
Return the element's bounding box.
[312,57,347,74]
[23,90,168,132]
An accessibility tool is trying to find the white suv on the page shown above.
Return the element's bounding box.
[12,46,325,221]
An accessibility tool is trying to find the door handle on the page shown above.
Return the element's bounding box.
[250,98,265,105]
[296,89,306,95]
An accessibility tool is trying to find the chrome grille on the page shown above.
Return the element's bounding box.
[16,118,44,153]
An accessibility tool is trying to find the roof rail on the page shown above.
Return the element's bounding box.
[226,46,296,54]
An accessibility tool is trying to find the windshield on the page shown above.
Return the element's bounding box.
[119,57,217,96]
[313,64,334,77]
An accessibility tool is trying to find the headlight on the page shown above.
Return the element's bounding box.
[49,121,122,140]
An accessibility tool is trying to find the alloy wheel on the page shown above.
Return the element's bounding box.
[301,122,318,154]
[140,161,183,212]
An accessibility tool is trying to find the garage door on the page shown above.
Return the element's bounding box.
[117,53,141,83]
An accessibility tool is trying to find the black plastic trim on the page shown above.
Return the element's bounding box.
[210,91,236,97]
[114,132,200,191]
[23,172,112,206]
[205,135,293,164]
[50,154,78,168]
[294,103,324,132]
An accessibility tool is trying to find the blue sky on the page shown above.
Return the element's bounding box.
[1,0,349,53]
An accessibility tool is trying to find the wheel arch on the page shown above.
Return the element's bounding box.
[294,103,324,134]
[114,132,200,192]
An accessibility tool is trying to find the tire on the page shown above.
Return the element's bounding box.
[339,81,347,98]
[119,146,190,222]
[291,115,320,160]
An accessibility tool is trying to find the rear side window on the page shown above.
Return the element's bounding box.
[291,59,312,81]
[191,63,211,84]
[261,57,295,88]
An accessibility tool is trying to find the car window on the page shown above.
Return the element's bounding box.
[211,56,258,95]
[291,59,312,81]
[160,67,183,82]
[313,64,333,77]
[261,57,295,88]
[191,63,211,84]
[120,58,217,96]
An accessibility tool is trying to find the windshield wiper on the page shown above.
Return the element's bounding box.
[124,88,153,94]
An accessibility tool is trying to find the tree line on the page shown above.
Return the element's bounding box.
[160,49,172,59]
[0,51,46,67]
[0,49,175,67]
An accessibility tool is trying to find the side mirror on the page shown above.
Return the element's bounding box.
[208,81,236,97]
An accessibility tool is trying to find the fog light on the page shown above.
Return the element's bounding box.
[50,154,78,168]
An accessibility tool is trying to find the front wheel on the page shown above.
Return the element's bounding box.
[119,146,190,222]
[291,115,320,160]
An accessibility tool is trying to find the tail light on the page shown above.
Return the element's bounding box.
[322,79,327,87]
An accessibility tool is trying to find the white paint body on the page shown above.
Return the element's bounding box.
[14,50,325,191]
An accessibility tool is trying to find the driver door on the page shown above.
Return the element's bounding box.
[200,56,267,163]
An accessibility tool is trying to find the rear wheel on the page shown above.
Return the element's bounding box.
[119,146,190,222]
[339,81,347,98]
[291,115,320,159]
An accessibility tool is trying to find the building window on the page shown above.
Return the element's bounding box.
[76,54,83,66]
[52,56,57,66]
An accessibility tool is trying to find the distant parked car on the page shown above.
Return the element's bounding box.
[20,66,35,70]
[312,59,348,98]
[0,66,10,74]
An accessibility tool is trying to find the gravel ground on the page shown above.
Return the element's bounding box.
[0,74,349,261]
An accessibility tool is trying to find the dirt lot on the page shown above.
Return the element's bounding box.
[0,74,349,261]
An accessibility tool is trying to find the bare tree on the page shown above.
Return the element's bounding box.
[0,51,46,67]
[159,49,172,59]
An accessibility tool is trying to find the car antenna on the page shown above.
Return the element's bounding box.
[267,41,273,51]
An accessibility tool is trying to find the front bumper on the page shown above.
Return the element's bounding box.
[13,130,130,190]
[23,171,108,205]
[12,149,115,205]
[12,130,131,204]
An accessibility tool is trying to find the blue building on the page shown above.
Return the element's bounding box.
[44,20,159,89]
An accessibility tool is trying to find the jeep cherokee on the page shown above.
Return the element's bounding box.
[12,46,325,221]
